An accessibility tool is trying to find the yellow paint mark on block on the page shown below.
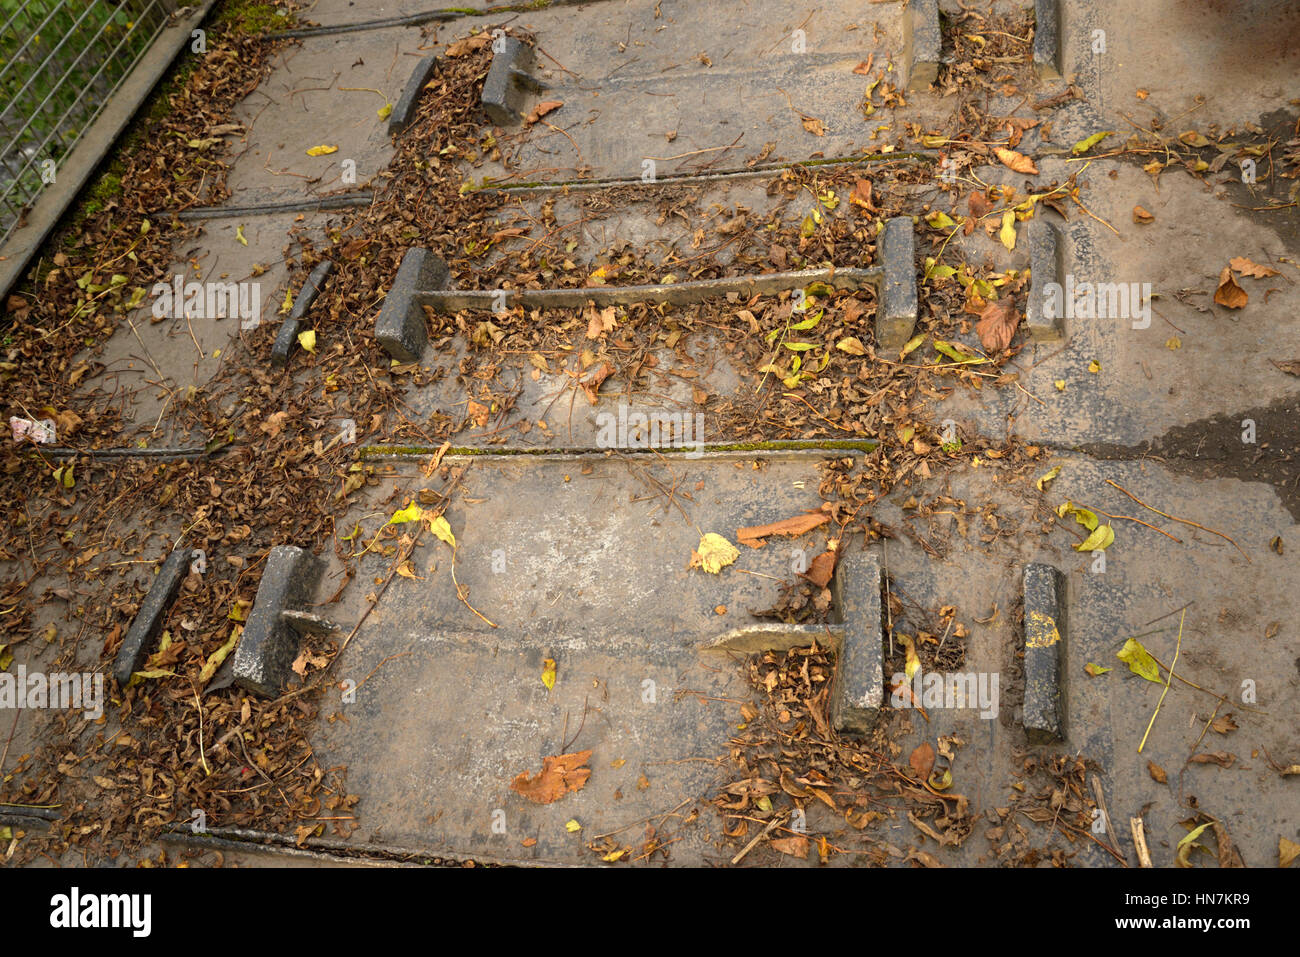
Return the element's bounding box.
[1026,610,1061,649]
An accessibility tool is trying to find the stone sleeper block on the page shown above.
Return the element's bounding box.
[1022,563,1067,744]
[1033,0,1062,80]
[1026,219,1064,341]
[830,547,885,734]
[904,0,941,91]
[232,546,325,697]
[482,37,537,126]
[876,215,919,349]
[374,248,449,362]
[112,545,192,686]
[272,260,333,368]
[389,52,441,136]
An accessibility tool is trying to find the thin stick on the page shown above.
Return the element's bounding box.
[1106,479,1250,562]
[731,814,786,865]
[1090,775,1127,866]
[1138,609,1184,753]
[1130,817,1153,867]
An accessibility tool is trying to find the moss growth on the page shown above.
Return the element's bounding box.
[212,0,294,35]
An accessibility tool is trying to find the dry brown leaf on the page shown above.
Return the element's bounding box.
[1281,837,1300,867]
[801,116,825,136]
[446,34,493,57]
[737,508,831,548]
[510,750,593,804]
[910,741,936,781]
[1230,256,1280,278]
[994,147,1038,175]
[1147,760,1168,784]
[526,100,564,125]
[1188,751,1236,768]
[770,834,809,858]
[803,547,838,587]
[1271,359,1300,376]
[1132,205,1154,224]
[976,298,1021,353]
[1213,266,1248,309]
[585,304,616,339]
[850,178,876,212]
[581,361,614,404]
[1210,713,1238,735]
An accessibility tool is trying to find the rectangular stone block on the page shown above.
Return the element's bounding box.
[232,546,325,697]
[876,216,918,350]
[389,53,440,136]
[1033,0,1062,80]
[374,248,447,363]
[904,0,941,91]
[272,260,333,368]
[482,36,530,126]
[1025,219,1064,341]
[113,545,191,686]
[1022,563,1066,744]
[830,547,884,734]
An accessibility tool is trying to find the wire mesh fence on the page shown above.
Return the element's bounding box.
[0,0,177,245]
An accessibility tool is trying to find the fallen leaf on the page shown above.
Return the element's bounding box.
[1213,266,1248,309]
[1210,714,1238,735]
[297,329,317,353]
[510,750,593,804]
[1229,256,1279,278]
[526,101,564,125]
[1085,662,1111,677]
[994,147,1038,175]
[770,835,809,858]
[541,658,556,691]
[1176,822,1212,867]
[1132,205,1154,224]
[235,224,248,246]
[1188,751,1236,768]
[1035,465,1061,491]
[1117,637,1162,683]
[690,533,739,574]
[446,34,493,57]
[801,116,825,136]
[1281,837,1300,868]
[306,144,338,156]
[1147,761,1168,784]
[976,297,1020,352]
[736,508,831,548]
[803,547,837,587]
[910,741,936,780]
[1071,131,1112,154]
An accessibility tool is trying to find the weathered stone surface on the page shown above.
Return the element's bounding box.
[112,545,191,686]
[272,260,333,368]
[831,546,885,734]
[1022,563,1066,744]
[232,545,325,697]
[904,0,941,91]
[1025,219,1064,340]
[415,266,878,313]
[876,215,918,349]
[374,248,448,362]
[482,36,540,126]
[1033,0,1062,80]
[389,53,440,136]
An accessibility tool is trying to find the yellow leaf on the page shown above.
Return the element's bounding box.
[377,103,393,120]
[1035,465,1061,491]
[899,333,926,359]
[1281,837,1300,868]
[306,144,339,156]
[199,627,241,685]
[999,210,1017,251]
[1071,131,1112,154]
[690,532,738,574]
[298,329,317,353]
[280,287,294,314]
[1088,359,1101,373]
[836,337,866,355]
[1075,523,1114,552]
[1176,822,1213,867]
[236,224,247,246]
[428,515,456,547]
[1117,638,1162,683]
[542,658,556,691]
[565,819,581,833]
[1085,662,1111,676]
[1054,379,1065,391]
[899,634,920,681]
